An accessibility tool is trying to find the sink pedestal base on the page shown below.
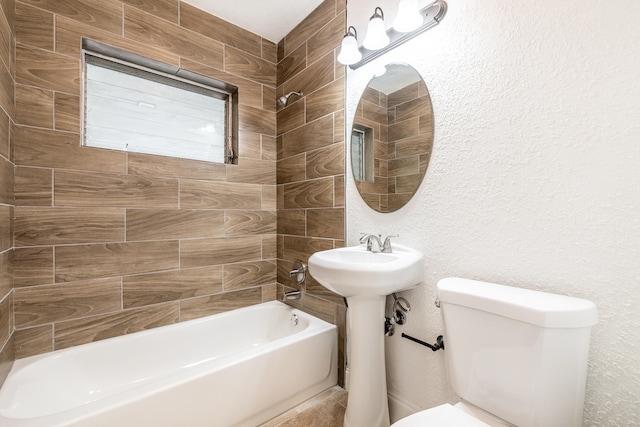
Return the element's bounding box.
[344,296,390,427]
[307,243,424,426]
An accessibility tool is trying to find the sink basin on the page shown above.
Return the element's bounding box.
[308,244,424,298]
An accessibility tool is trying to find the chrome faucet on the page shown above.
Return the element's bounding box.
[359,234,398,253]
[283,290,302,301]
[359,233,382,252]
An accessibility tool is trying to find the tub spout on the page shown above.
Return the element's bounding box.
[283,290,302,301]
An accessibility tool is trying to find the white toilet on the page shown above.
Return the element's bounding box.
[393,277,598,427]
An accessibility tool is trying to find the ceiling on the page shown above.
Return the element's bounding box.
[181,0,326,43]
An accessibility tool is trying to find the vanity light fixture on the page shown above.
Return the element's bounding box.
[363,7,390,50]
[337,26,362,65]
[338,0,447,70]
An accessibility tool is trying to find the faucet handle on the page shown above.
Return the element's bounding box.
[289,260,307,285]
[381,234,398,253]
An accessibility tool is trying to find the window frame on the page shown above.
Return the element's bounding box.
[80,39,239,164]
[351,124,374,182]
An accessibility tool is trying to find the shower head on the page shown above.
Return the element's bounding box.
[277,91,303,107]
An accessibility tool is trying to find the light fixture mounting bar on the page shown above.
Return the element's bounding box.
[349,0,447,70]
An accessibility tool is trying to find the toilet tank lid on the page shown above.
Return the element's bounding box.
[437,278,598,328]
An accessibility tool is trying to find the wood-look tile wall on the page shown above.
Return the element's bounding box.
[0,0,15,386]
[276,0,347,385]
[354,82,433,212]
[387,81,433,212]
[12,0,279,359]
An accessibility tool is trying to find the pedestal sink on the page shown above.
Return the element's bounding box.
[308,244,424,427]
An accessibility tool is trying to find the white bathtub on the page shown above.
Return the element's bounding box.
[0,301,337,427]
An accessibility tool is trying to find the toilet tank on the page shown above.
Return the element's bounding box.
[437,278,598,427]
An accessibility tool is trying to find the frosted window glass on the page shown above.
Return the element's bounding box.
[84,57,228,163]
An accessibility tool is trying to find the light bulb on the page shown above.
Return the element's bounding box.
[393,0,423,33]
[337,27,362,65]
[363,7,390,51]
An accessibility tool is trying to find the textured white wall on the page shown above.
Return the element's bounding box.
[345,0,640,424]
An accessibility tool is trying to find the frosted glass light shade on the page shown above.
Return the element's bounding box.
[363,8,390,50]
[337,32,362,65]
[393,0,423,33]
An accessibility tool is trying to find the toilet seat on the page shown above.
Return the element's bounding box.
[391,404,492,427]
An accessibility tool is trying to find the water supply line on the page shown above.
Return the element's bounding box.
[385,293,412,336]
[401,334,445,352]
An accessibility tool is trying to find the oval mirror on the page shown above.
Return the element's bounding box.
[350,63,434,213]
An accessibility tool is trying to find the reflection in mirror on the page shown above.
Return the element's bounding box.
[351,63,434,213]
[351,125,373,181]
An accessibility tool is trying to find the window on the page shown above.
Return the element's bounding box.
[82,39,238,164]
[351,125,374,181]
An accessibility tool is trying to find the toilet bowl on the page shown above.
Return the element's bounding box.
[390,278,597,427]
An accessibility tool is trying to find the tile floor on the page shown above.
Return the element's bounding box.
[259,386,347,427]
